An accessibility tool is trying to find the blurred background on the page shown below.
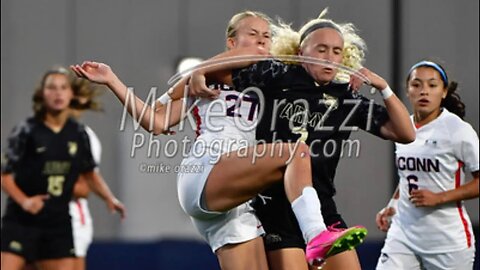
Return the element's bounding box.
[1,0,478,269]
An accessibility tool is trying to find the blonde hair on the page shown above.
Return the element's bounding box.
[226,10,272,39]
[271,8,366,82]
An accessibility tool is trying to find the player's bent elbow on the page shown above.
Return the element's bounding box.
[403,131,416,143]
[151,125,167,136]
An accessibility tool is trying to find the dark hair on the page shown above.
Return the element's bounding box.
[32,67,102,119]
[406,60,465,119]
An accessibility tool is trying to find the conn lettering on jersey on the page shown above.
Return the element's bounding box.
[397,156,440,172]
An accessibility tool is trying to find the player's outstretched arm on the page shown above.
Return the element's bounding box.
[71,62,184,135]
[350,67,415,144]
[188,46,269,98]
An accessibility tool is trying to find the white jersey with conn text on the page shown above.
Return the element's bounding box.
[392,109,479,254]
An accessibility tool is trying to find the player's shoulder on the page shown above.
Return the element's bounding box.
[436,109,478,142]
[66,117,88,135]
[9,117,37,137]
[439,109,477,138]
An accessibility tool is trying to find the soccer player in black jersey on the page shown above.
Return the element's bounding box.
[187,10,415,270]
[1,67,123,270]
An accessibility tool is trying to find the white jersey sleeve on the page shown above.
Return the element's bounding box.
[451,122,479,173]
[84,125,102,165]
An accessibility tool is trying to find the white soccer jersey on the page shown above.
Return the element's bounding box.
[393,109,479,253]
[84,125,102,164]
[70,125,100,257]
[190,83,259,155]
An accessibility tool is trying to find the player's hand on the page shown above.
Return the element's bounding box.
[376,206,396,232]
[21,194,49,215]
[349,67,388,92]
[188,73,220,99]
[409,189,442,207]
[106,197,126,220]
[70,61,118,86]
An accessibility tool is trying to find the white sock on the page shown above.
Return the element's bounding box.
[291,186,326,243]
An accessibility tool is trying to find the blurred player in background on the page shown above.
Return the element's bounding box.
[376,60,479,270]
[68,75,126,270]
[1,67,124,270]
[1,67,96,270]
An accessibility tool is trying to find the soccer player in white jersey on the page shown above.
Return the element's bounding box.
[71,11,369,269]
[68,76,126,270]
[376,60,479,270]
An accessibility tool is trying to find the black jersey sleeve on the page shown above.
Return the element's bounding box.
[351,94,390,138]
[78,126,97,173]
[1,121,31,174]
[232,59,289,91]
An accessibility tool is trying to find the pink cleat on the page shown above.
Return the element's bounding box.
[306,223,368,267]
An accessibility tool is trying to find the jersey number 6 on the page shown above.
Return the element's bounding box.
[407,174,419,195]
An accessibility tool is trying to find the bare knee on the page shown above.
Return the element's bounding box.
[285,142,310,162]
[278,143,310,162]
[1,252,26,270]
[295,143,310,159]
[216,238,268,270]
[267,248,309,270]
[322,250,361,270]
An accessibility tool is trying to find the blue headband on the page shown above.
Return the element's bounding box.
[409,61,448,86]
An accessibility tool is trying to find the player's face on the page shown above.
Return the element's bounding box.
[300,28,344,85]
[42,73,74,113]
[407,67,447,118]
[227,16,271,51]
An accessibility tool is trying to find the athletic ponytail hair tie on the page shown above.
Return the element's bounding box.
[409,61,448,86]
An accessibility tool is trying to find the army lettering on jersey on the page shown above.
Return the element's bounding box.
[1,117,96,227]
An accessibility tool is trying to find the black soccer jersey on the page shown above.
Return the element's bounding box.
[233,60,390,197]
[1,117,96,227]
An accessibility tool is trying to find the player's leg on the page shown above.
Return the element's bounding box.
[1,252,27,270]
[72,258,85,270]
[36,258,75,270]
[205,142,312,212]
[205,142,344,264]
[36,225,76,270]
[69,198,93,270]
[267,248,309,270]
[216,237,269,270]
[321,250,361,270]
[1,221,37,270]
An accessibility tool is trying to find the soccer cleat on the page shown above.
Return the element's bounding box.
[305,223,368,267]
